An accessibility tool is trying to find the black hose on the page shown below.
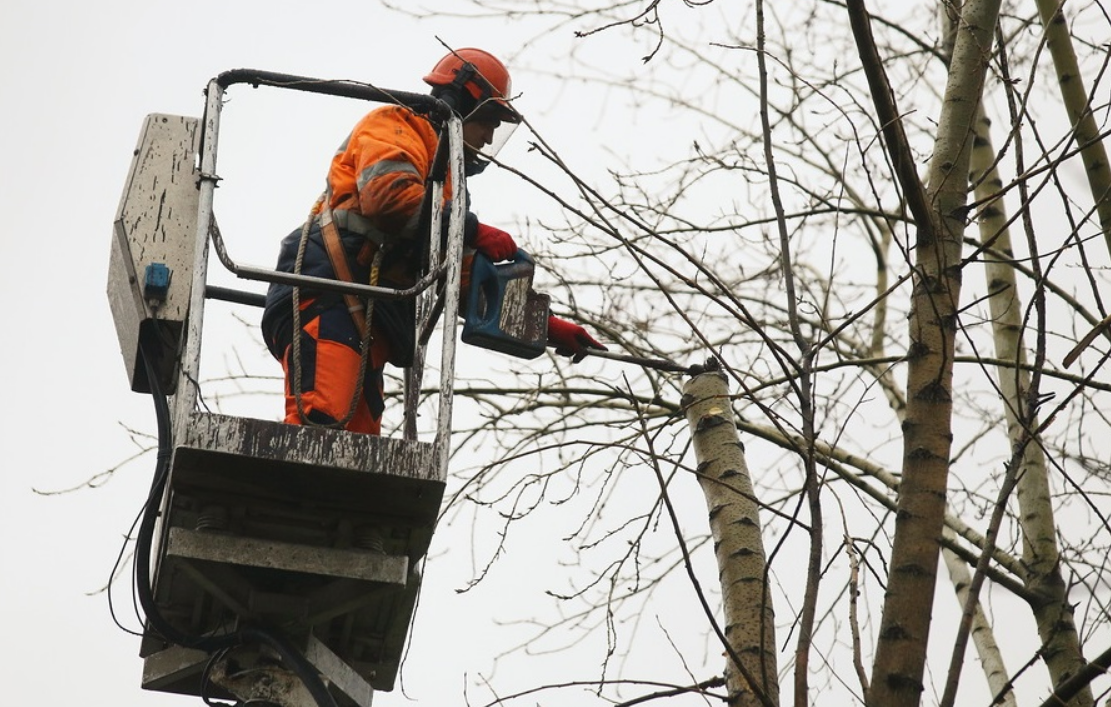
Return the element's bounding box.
[136,333,338,707]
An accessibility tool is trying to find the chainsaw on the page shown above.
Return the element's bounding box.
[462,249,550,359]
[462,250,708,375]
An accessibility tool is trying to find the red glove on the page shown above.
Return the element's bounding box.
[473,222,518,262]
[548,315,607,362]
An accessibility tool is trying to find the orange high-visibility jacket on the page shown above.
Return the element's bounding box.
[321,104,445,247]
[262,104,473,365]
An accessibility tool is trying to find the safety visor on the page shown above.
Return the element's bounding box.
[463,98,521,164]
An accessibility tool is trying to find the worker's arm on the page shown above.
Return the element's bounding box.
[548,315,606,362]
[471,222,517,261]
[443,209,518,261]
[344,106,440,242]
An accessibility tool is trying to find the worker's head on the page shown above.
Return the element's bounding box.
[424,48,521,170]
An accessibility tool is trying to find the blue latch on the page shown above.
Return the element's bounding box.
[144,262,172,302]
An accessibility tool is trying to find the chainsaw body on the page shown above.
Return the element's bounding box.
[462,249,550,359]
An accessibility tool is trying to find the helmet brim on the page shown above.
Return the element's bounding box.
[466,97,521,125]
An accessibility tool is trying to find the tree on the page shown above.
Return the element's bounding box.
[138,1,1111,705]
[365,1,1111,705]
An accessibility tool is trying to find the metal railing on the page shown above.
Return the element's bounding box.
[175,69,467,454]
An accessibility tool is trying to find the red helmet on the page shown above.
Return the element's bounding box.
[423,48,519,123]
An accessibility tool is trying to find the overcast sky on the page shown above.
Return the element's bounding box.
[0,2,650,705]
[8,2,1102,705]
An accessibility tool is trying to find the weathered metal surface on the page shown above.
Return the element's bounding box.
[144,533,421,697]
[107,113,199,394]
[166,527,409,585]
[433,117,467,476]
[173,412,444,526]
[304,635,376,707]
[132,76,467,707]
[150,638,377,707]
[140,644,214,692]
[142,413,443,698]
[210,662,319,707]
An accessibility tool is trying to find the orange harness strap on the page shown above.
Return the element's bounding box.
[318,199,369,339]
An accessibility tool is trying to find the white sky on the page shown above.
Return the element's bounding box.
[0,2,649,705]
[4,2,1107,706]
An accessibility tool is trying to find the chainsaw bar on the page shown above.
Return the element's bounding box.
[582,348,709,375]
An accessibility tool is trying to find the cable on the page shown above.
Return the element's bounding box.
[135,332,338,707]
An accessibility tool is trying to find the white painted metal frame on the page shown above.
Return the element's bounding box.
[175,75,465,460]
[142,72,468,706]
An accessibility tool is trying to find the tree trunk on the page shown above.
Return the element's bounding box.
[970,103,1093,706]
[683,370,778,707]
[941,535,1017,707]
[866,0,1002,704]
[1034,0,1111,254]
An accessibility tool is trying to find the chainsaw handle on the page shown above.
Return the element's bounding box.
[468,249,532,325]
[461,248,550,359]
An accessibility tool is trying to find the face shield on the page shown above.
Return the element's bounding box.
[462,98,521,168]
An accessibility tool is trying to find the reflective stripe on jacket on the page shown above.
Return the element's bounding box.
[262,103,475,368]
[319,104,445,246]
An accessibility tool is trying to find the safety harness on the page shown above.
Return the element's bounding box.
[289,191,383,429]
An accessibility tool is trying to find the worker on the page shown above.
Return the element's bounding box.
[261,48,606,435]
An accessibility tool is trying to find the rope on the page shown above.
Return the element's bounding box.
[290,194,383,430]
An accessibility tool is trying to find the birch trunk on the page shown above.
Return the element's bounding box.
[866,0,1002,704]
[1034,0,1111,253]
[970,105,1093,706]
[682,370,778,707]
[941,534,1017,707]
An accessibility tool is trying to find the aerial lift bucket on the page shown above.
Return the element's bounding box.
[108,70,468,707]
